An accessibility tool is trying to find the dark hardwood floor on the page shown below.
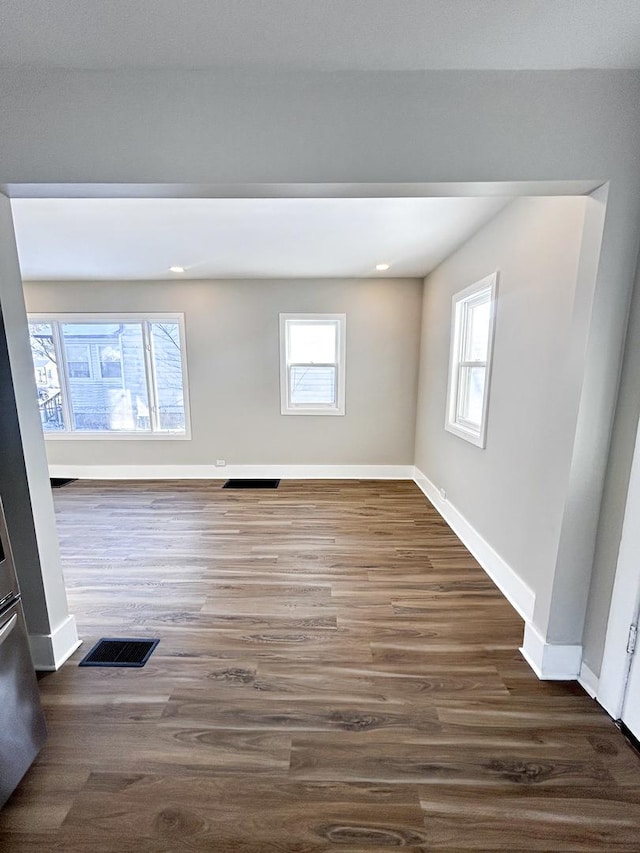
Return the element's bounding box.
[0,479,639,851]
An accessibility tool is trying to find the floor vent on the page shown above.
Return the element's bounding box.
[50,478,78,489]
[79,638,159,668]
[223,479,280,489]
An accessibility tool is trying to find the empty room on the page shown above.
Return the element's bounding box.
[1,3,640,852]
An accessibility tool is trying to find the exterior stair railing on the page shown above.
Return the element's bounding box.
[39,390,64,429]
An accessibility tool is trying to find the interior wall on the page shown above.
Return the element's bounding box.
[24,277,422,468]
[582,253,640,674]
[0,194,76,666]
[414,196,588,619]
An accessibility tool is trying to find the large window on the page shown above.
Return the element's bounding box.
[445,273,498,448]
[28,315,189,438]
[279,313,346,415]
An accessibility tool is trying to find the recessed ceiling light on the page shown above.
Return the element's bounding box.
[169,265,185,273]
[375,263,391,271]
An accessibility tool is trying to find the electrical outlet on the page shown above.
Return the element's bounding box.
[215,459,226,467]
[439,487,446,501]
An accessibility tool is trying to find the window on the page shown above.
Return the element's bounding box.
[28,315,190,438]
[279,313,346,415]
[445,272,498,448]
[98,344,122,379]
[66,343,91,378]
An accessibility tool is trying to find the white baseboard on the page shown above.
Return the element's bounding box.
[48,464,414,481]
[29,614,82,671]
[412,467,535,622]
[520,622,582,680]
[578,661,600,698]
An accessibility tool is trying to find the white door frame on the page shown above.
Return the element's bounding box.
[598,415,640,719]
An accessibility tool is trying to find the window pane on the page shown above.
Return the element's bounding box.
[290,365,336,406]
[29,322,65,431]
[61,323,150,432]
[464,294,491,362]
[151,322,186,431]
[288,322,336,364]
[457,365,486,428]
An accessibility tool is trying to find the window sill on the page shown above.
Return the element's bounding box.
[281,407,345,417]
[43,431,191,441]
[445,421,486,448]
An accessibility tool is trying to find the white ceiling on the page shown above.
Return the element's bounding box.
[11,197,511,281]
[1,1,640,71]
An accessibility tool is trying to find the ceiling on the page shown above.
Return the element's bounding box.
[1,1,640,71]
[11,197,511,281]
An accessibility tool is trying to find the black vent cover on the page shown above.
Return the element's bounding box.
[79,638,159,667]
[223,479,280,489]
[50,478,77,489]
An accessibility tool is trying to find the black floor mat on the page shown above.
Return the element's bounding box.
[223,479,280,489]
[50,478,77,489]
[79,638,159,667]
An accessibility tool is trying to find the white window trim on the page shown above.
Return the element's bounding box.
[279,313,346,416]
[445,272,498,449]
[28,312,191,440]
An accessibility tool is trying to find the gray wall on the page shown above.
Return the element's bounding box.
[583,254,640,674]
[0,194,73,648]
[414,196,588,617]
[24,278,422,467]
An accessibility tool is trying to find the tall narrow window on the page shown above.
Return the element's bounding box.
[445,273,498,448]
[150,321,187,432]
[279,313,346,415]
[29,322,64,432]
[27,314,190,438]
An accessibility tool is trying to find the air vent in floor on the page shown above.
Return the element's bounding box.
[50,478,77,489]
[223,479,280,489]
[79,638,159,667]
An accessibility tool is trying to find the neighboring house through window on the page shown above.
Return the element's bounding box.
[28,314,190,438]
[445,272,498,448]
